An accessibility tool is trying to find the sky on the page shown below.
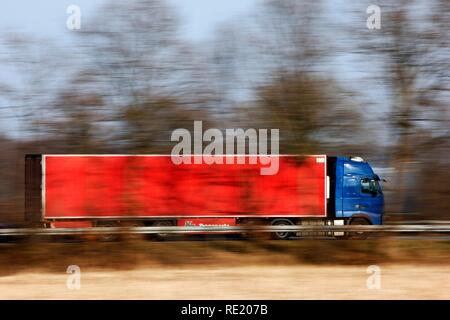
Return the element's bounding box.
[0,0,390,141]
[170,0,260,41]
[0,0,260,137]
[0,0,259,43]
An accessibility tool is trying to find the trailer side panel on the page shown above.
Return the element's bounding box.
[42,155,327,219]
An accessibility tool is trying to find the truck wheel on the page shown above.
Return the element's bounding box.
[239,219,270,240]
[346,218,370,240]
[152,220,174,241]
[97,222,119,242]
[120,221,146,241]
[271,219,295,240]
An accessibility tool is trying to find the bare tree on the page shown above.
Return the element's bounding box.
[254,72,361,153]
[230,0,362,153]
[76,0,214,152]
[0,34,65,139]
[358,0,449,213]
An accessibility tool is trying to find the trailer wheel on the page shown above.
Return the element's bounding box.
[152,220,174,241]
[120,221,146,241]
[346,218,370,240]
[271,219,295,240]
[96,221,119,242]
[239,219,270,240]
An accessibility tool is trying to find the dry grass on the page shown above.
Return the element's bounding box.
[0,238,448,276]
[0,238,449,299]
[0,265,449,299]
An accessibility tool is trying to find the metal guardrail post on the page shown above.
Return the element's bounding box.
[0,225,449,236]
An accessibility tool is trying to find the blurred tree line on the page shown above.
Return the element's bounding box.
[0,0,448,222]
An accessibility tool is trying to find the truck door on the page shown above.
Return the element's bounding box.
[342,175,360,215]
[359,177,384,222]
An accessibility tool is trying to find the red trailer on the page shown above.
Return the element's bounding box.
[25,154,328,239]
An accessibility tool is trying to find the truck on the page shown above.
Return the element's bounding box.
[25,154,384,239]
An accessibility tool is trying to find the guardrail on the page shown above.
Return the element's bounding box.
[388,220,450,225]
[0,224,449,236]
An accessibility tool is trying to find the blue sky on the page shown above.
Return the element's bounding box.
[0,0,260,137]
[0,0,390,142]
[170,0,259,41]
[0,0,259,42]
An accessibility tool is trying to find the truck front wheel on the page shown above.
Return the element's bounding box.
[346,218,370,240]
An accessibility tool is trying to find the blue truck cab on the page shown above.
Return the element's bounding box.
[328,156,384,225]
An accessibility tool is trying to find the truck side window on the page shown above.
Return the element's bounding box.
[361,178,378,195]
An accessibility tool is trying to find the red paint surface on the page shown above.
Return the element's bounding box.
[50,221,93,228]
[43,155,326,219]
[177,218,237,227]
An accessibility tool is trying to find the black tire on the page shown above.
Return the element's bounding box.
[152,220,174,241]
[346,218,370,240]
[121,221,147,241]
[271,219,295,240]
[239,219,271,240]
[96,221,120,242]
